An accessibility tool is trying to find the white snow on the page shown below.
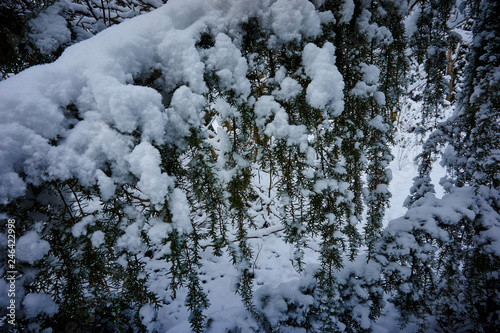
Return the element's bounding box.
[0,0,484,332]
[91,230,106,247]
[29,4,72,54]
[127,142,173,205]
[158,27,208,95]
[264,108,309,151]
[302,42,344,116]
[339,0,355,24]
[23,293,59,318]
[96,170,117,201]
[206,33,251,99]
[117,221,147,254]
[16,231,50,264]
[270,0,322,42]
[169,188,192,234]
[254,95,282,127]
[273,77,302,101]
[350,63,384,101]
[71,215,96,237]
[404,6,420,38]
[166,85,206,142]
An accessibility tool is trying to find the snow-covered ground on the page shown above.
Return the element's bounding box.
[387,147,447,225]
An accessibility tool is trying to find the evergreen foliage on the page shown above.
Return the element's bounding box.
[0,0,498,332]
[377,0,500,331]
[0,0,168,79]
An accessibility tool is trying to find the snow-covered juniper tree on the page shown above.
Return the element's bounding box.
[376,0,499,331]
[1,0,496,332]
[436,0,500,329]
[410,0,455,131]
[0,0,168,79]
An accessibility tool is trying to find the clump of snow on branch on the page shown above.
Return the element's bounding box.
[302,42,344,116]
[16,231,50,264]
